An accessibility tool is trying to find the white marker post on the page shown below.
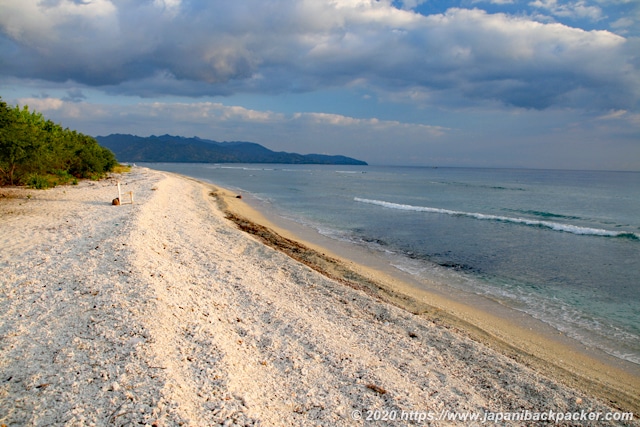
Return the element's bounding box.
[117,182,134,205]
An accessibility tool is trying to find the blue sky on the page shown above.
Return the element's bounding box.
[1,0,639,169]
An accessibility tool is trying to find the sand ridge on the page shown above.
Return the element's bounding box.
[0,167,636,426]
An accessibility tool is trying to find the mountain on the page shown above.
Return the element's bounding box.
[95,134,368,165]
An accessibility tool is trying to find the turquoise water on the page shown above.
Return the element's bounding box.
[146,164,640,365]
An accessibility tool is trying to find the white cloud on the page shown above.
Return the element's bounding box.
[0,0,118,43]
[17,97,446,136]
[597,109,627,120]
[596,109,640,128]
[396,0,429,10]
[143,102,286,124]
[153,0,182,14]
[472,0,515,4]
[610,16,636,34]
[292,112,448,135]
[529,0,604,21]
[16,97,65,111]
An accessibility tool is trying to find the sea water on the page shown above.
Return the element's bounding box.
[145,163,640,365]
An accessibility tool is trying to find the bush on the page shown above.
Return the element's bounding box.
[0,97,119,187]
[26,174,52,189]
[53,169,74,184]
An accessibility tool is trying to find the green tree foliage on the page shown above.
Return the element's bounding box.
[0,97,117,187]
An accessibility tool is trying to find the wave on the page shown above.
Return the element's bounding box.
[431,180,527,192]
[504,208,581,221]
[354,198,639,240]
[214,166,276,171]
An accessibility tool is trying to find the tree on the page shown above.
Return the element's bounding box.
[0,96,118,187]
[0,103,40,185]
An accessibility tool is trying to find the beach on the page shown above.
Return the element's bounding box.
[0,166,637,426]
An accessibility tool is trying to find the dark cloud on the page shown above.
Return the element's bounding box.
[62,88,87,102]
[1,1,638,111]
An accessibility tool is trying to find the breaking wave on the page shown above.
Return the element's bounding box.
[354,198,639,240]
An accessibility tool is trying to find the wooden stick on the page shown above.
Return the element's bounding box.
[116,182,133,205]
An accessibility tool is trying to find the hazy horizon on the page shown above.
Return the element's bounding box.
[118,133,640,172]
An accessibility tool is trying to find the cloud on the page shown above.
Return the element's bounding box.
[26,96,444,162]
[528,0,603,21]
[472,0,515,4]
[62,88,87,103]
[17,97,65,112]
[596,109,640,128]
[610,16,637,35]
[597,109,627,120]
[395,0,429,10]
[11,95,638,169]
[1,1,638,111]
[292,112,448,135]
[16,96,447,138]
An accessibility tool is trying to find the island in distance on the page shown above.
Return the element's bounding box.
[96,134,368,165]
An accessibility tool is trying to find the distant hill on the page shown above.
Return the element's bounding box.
[95,134,368,165]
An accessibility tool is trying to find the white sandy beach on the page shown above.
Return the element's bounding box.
[0,167,637,426]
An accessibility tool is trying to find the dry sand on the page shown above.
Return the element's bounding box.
[0,167,637,426]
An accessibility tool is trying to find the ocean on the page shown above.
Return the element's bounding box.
[144,163,640,366]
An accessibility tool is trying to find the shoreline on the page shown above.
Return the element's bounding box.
[208,176,640,413]
[1,167,638,425]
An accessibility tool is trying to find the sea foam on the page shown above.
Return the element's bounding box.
[354,198,639,240]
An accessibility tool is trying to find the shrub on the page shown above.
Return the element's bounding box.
[0,97,119,187]
[26,174,52,189]
[53,169,74,184]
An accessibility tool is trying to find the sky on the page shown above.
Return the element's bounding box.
[1,0,639,169]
